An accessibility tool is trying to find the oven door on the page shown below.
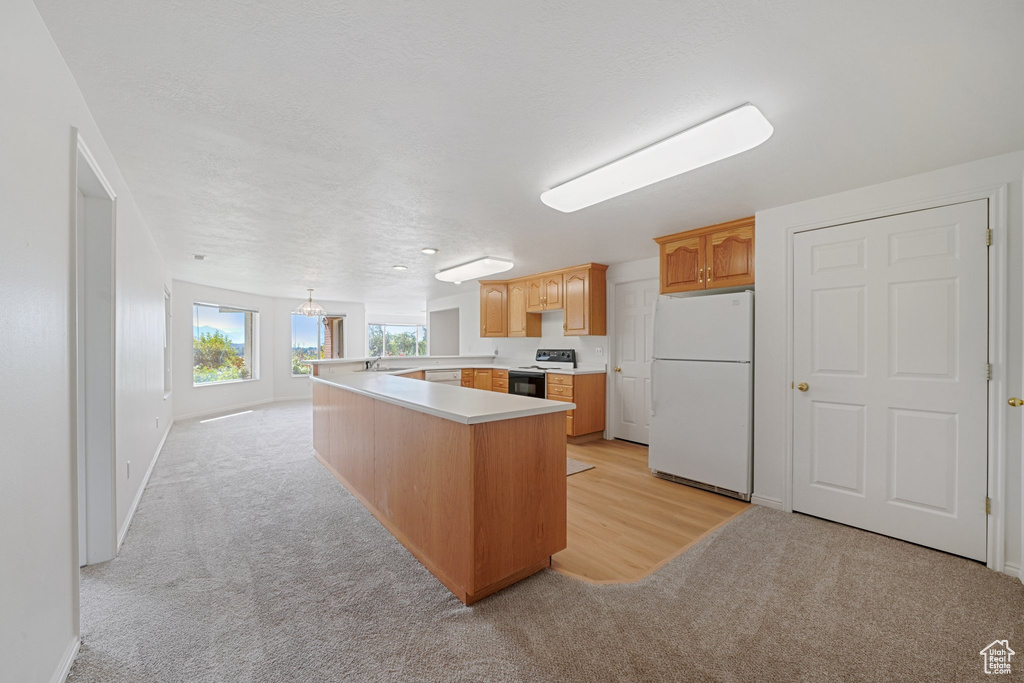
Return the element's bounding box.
[509,373,545,399]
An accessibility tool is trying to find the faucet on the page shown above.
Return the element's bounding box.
[370,356,383,370]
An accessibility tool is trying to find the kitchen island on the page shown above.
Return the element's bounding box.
[311,372,574,604]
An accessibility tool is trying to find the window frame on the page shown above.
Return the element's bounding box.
[367,322,428,358]
[191,301,260,387]
[291,313,346,377]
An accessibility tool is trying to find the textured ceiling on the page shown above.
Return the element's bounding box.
[35,0,1024,313]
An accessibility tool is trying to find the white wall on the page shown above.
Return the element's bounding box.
[753,150,1024,576]
[428,308,460,356]
[173,280,367,417]
[0,1,172,680]
[367,313,426,326]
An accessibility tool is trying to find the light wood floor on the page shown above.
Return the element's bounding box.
[552,438,749,583]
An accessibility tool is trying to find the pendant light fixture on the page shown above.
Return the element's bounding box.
[294,288,326,317]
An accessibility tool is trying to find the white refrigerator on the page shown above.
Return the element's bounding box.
[648,291,753,500]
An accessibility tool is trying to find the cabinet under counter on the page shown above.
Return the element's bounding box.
[311,375,572,604]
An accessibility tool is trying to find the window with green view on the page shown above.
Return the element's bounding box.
[192,303,257,385]
[367,324,427,357]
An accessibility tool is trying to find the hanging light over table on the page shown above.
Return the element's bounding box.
[294,288,326,317]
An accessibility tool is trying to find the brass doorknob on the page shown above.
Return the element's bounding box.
[615,367,621,372]
[1009,397,1024,407]
[797,382,809,392]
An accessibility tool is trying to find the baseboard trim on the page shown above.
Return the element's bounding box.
[174,398,276,422]
[50,636,80,683]
[750,495,785,510]
[1003,561,1021,580]
[117,421,173,550]
[173,395,311,421]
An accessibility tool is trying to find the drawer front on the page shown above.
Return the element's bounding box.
[460,379,473,387]
[492,386,509,393]
[461,369,474,379]
[492,369,509,380]
[546,394,573,404]
[566,415,574,436]
[474,369,490,376]
[547,373,574,387]
[493,378,508,389]
[546,384,574,399]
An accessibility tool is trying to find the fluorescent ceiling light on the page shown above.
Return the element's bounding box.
[540,103,773,213]
[435,257,514,283]
[420,247,439,255]
[392,265,408,270]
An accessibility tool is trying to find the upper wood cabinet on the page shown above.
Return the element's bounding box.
[507,280,541,337]
[562,264,607,336]
[479,282,508,337]
[654,217,754,294]
[660,234,705,293]
[527,273,563,312]
[479,263,607,337]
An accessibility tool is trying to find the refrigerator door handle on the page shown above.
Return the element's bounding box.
[650,360,657,417]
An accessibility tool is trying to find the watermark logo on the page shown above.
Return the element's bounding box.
[980,640,1015,675]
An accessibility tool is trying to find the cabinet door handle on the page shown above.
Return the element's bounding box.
[708,265,712,280]
[698,268,703,283]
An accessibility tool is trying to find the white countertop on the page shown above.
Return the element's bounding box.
[311,374,576,425]
[306,354,495,366]
[309,357,605,376]
[386,364,605,376]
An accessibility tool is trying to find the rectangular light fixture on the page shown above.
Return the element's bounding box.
[540,103,773,213]
[434,256,514,284]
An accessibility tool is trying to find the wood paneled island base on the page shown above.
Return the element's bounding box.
[312,379,568,604]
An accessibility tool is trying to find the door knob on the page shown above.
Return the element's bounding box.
[615,367,621,372]
[797,382,809,392]
[1009,397,1024,407]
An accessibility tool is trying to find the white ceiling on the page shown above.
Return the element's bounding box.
[35,0,1024,313]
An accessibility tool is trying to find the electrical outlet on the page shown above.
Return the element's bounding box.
[127,460,131,479]
[595,347,604,356]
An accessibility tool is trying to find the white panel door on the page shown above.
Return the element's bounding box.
[613,279,658,443]
[792,200,989,561]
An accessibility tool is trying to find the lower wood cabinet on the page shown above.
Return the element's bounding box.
[396,370,425,380]
[474,369,492,391]
[491,369,509,393]
[546,373,605,439]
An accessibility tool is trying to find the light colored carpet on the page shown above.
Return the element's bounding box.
[72,401,1024,682]
[566,457,594,476]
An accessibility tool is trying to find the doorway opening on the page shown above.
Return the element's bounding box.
[610,278,658,445]
[73,134,117,567]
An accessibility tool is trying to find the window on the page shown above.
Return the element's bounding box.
[368,324,427,357]
[192,302,258,385]
[291,314,345,375]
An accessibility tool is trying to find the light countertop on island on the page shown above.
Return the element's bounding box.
[310,373,575,425]
[306,355,607,376]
